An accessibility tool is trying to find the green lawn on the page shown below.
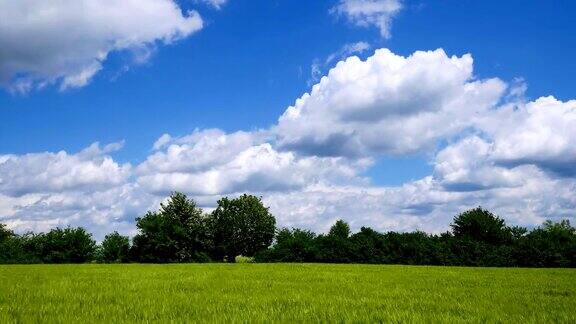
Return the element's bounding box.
[0,264,574,322]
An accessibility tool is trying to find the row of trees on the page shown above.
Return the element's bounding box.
[257,212,576,267]
[1,192,575,267]
[0,193,275,264]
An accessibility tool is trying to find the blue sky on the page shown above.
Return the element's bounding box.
[0,0,575,238]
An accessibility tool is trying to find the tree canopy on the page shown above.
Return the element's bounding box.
[0,193,574,267]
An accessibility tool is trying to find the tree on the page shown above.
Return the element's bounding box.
[131,192,209,263]
[515,220,576,267]
[349,227,387,263]
[257,228,317,262]
[451,207,512,245]
[29,227,96,263]
[0,223,26,264]
[329,220,351,239]
[208,194,276,262]
[0,223,14,242]
[100,232,130,263]
[315,220,353,263]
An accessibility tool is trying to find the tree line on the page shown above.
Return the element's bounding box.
[1,192,575,267]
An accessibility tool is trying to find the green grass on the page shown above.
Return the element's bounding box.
[0,264,574,322]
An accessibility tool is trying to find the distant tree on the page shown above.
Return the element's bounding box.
[257,228,317,262]
[315,220,353,263]
[208,194,276,262]
[0,223,25,264]
[451,207,512,245]
[100,232,130,263]
[131,192,209,263]
[0,223,13,242]
[329,220,351,239]
[349,227,387,263]
[28,227,96,263]
[515,220,576,267]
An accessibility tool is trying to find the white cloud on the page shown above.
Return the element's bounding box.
[276,49,506,157]
[137,130,371,195]
[433,136,541,191]
[332,0,403,38]
[0,0,203,91]
[196,0,228,10]
[325,41,371,66]
[1,47,575,238]
[0,184,159,240]
[0,142,131,196]
[309,41,371,85]
[264,175,576,234]
[487,96,576,176]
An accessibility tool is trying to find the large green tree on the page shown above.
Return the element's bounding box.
[131,192,209,263]
[100,231,130,263]
[451,207,512,245]
[208,194,276,262]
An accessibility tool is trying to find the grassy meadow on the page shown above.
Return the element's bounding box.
[1,264,575,322]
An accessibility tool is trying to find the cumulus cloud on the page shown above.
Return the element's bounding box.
[265,173,576,234]
[1,47,575,238]
[0,142,131,197]
[433,136,542,192]
[137,130,371,195]
[276,49,506,157]
[309,41,371,85]
[0,0,203,91]
[487,96,576,176]
[0,184,159,240]
[332,0,403,38]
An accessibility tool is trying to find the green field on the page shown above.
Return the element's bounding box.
[1,264,574,322]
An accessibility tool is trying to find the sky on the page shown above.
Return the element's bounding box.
[0,0,575,239]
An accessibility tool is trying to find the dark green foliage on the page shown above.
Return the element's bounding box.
[514,220,576,267]
[100,232,130,263]
[256,228,318,262]
[0,224,28,264]
[131,192,209,263]
[1,200,574,267]
[315,220,354,263]
[451,207,512,244]
[258,209,576,267]
[20,227,97,263]
[349,227,387,263]
[208,194,276,261]
[0,223,13,242]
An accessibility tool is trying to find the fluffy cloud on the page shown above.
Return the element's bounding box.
[0,142,131,196]
[433,96,576,191]
[0,184,159,240]
[265,173,576,234]
[0,142,155,239]
[487,96,576,176]
[0,0,203,91]
[276,49,506,157]
[332,0,403,38]
[433,136,538,192]
[137,130,371,195]
[1,47,574,238]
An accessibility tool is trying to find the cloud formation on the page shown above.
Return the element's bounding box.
[137,129,370,195]
[276,49,505,157]
[1,48,574,238]
[332,0,403,38]
[196,0,228,10]
[0,0,203,92]
[0,142,130,197]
